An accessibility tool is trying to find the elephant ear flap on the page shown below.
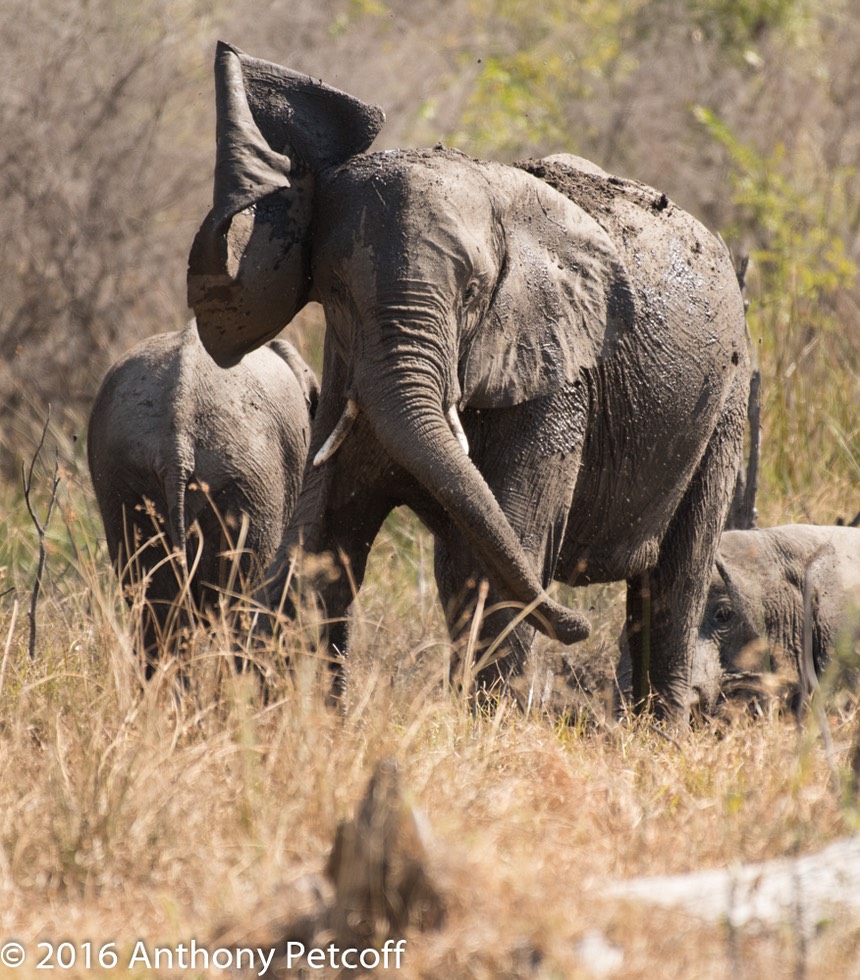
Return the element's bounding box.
[715,556,761,630]
[211,41,385,229]
[462,181,634,407]
[268,339,320,418]
[191,44,384,367]
[234,44,385,169]
[212,42,294,230]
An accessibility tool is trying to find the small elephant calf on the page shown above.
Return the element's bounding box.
[698,524,860,702]
[88,320,318,666]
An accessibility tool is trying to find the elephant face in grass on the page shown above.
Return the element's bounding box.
[698,525,860,702]
[187,42,751,715]
[87,319,318,669]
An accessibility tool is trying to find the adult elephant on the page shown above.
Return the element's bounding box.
[187,42,751,715]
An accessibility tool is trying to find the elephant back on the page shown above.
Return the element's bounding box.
[517,155,746,360]
[517,156,687,243]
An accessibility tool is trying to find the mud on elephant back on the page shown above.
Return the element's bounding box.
[186,41,751,718]
[87,319,317,673]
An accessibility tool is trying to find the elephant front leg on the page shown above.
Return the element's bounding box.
[261,488,395,702]
[434,406,585,698]
[435,544,537,696]
[436,506,577,697]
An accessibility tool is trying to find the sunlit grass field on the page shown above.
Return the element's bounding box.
[0,409,858,978]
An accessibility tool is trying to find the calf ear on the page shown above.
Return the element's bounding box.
[800,546,834,679]
[269,340,320,419]
[715,557,761,630]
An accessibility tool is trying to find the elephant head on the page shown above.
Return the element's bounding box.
[698,556,768,678]
[697,527,859,690]
[187,42,385,367]
[188,44,635,646]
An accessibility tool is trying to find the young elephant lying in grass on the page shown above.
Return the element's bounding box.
[87,319,318,670]
[698,524,860,704]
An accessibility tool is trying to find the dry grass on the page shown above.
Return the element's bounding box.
[0,462,858,980]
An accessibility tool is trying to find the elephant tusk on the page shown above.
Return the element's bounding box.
[313,398,360,466]
[447,404,470,456]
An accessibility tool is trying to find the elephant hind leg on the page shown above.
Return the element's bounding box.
[111,503,198,675]
[626,378,749,717]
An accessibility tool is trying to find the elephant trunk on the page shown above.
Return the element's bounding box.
[356,359,590,646]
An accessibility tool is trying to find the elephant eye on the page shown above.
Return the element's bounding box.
[712,603,734,626]
[463,279,481,307]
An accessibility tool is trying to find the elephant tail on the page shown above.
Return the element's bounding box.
[162,440,196,563]
[163,471,188,562]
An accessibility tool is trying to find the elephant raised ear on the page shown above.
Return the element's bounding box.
[209,42,292,232]
[189,42,385,366]
[212,41,384,227]
[460,173,635,408]
[235,44,384,172]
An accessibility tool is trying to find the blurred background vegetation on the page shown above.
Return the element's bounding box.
[1,0,858,519]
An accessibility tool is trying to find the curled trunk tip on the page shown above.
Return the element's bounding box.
[536,599,591,644]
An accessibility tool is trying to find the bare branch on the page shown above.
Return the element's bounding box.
[21,408,62,660]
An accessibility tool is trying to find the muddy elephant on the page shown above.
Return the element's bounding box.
[186,42,750,713]
[698,525,860,699]
[87,319,318,666]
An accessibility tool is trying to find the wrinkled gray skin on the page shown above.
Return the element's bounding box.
[187,42,750,715]
[87,319,317,666]
[698,525,860,699]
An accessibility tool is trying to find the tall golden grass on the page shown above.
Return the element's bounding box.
[0,430,858,979]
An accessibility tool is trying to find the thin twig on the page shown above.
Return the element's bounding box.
[651,723,684,753]
[21,409,62,660]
